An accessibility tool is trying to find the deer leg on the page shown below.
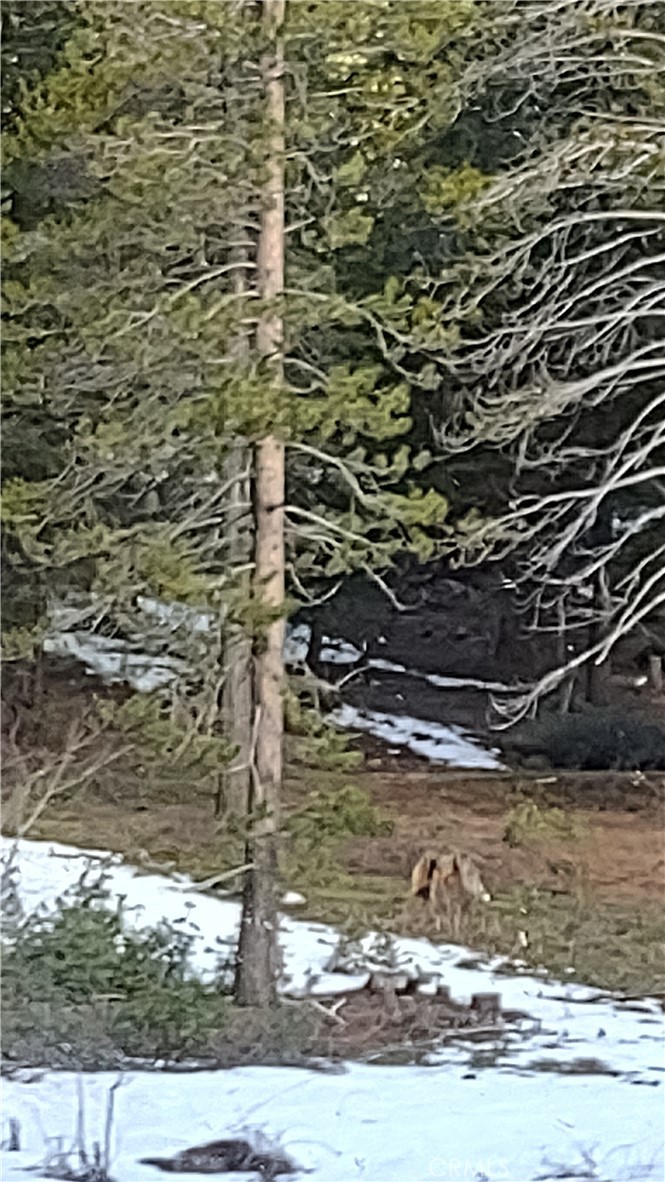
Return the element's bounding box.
[427,887,441,934]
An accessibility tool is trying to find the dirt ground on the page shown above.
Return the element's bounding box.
[6,729,662,988]
[343,737,665,906]
[11,719,662,908]
[2,658,664,994]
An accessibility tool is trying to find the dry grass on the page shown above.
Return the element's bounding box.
[3,668,664,997]
[17,779,665,996]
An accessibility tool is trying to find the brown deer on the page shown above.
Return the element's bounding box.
[411,850,491,938]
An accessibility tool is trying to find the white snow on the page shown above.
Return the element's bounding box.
[329,704,503,770]
[283,623,365,666]
[43,631,184,693]
[136,596,214,634]
[283,622,312,665]
[42,607,512,769]
[319,637,365,665]
[281,891,307,907]
[45,618,311,691]
[1,838,664,1181]
[2,1064,663,1182]
[367,658,525,694]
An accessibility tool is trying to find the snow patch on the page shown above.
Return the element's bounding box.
[43,631,183,693]
[3,1066,663,1182]
[43,607,516,770]
[1,838,664,1182]
[281,891,307,907]
[329,704,503,770]
[319,637,364,664]
[368,657,525,694]
[283,623,311,665]
[136,596,213,634]
[2,838,662,1081]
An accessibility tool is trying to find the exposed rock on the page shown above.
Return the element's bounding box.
[139,1139,297,1177]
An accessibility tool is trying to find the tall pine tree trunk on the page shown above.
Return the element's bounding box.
[217,242,253,822]
[234,0,285,1008]
[218,439,252,820]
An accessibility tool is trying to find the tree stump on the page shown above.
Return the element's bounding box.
[470,992,502,1023]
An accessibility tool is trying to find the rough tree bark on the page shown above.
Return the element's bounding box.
[217,241,253,821]
[218,438,252,820]
[234,0,285,1008]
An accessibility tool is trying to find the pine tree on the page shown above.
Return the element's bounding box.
[235,0,286,1007]
[3,0,483,1002]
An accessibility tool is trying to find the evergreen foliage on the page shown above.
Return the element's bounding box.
[2,0,662,750]
[2,0,476,662]
[2,867,231,1063]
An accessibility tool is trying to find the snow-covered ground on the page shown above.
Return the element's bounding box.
[3,1063,662,1182]
[44,617,503,771]
[2,838,663,1182]
[286,628,507,769]
[329,704,503,771]
[43,630,185,694]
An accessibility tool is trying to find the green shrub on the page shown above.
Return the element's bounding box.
[109,979,229,1060]
[288,784,392,851]
[284,783,393,902]
[2,869,231,1064]
[3,871,196,1003]
[285,688,362,772]
[503,800,586,848]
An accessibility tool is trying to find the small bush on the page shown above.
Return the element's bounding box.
[288,784,392,850]
[2,870,230,1065]
[286,784,393,890]
[212,1003,321,1067]
[3,871,197,1003]
[285,689,362,772]
[509,712,665,771]
[503,800,586,848]
[108,979,229,1060]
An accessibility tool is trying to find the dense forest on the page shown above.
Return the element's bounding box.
[2,0,664,1008]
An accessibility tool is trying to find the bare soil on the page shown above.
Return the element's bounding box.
[343,738,665,906]
[2,657,664,995]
